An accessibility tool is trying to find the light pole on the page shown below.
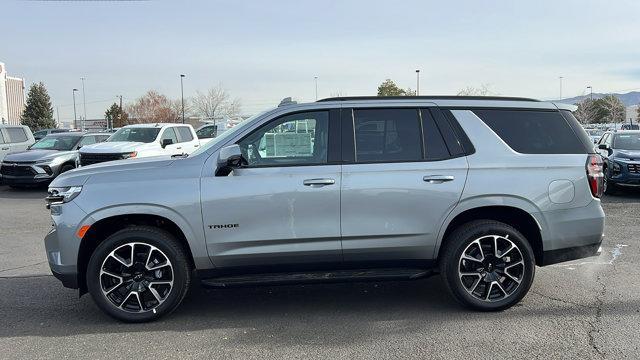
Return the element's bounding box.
[80,77,87,130]
[415,69,420,95]
[180,74,185,124]
[587,86,593,101]
[559,76,563,100]
[72,89,78,130]
[314,76,318,100]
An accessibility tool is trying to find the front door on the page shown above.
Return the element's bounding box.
[201,110,343,268]
[340,107,468,262]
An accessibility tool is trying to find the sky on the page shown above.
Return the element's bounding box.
[2,0,640,121]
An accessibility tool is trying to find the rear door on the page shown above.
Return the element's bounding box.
[176,126,199,154]
[340,107,468,262]
[5,127,32,153]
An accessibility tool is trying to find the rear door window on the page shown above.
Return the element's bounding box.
[6,127,28,143]
[353,109,422,162]
[473,109,589,154]
[176,127,194,142]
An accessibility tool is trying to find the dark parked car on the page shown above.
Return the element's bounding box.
[1,132,110,187]
[32,128,73,141]
[597,130,640,194]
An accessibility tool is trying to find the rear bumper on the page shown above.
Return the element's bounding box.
[540,243,602,266]
[535,199,605,266]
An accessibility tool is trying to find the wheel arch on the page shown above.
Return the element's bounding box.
[436,198,545,265]
[76,205,208,295]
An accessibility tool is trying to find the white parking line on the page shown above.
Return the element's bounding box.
[551,244,628,270]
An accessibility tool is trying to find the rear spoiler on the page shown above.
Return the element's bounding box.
[553,102,578,112]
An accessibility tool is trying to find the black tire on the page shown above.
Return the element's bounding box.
[603,175,617,195]
[86,226,191,322]
[439,220,535,311]
[59,164,75,174]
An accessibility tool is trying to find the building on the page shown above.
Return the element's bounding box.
[0,62,26,125]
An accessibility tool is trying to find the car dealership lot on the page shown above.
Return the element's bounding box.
[0,185,638,359]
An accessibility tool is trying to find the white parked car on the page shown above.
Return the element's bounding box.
[0,124,36,163]
[79,123,200,166]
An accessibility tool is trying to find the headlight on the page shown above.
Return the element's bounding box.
[612,162,622,173]
[46,186,83,206]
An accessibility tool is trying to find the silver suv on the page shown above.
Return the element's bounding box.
[44,96,605,322]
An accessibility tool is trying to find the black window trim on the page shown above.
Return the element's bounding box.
[234,108,341,169]
[340,106,467,165]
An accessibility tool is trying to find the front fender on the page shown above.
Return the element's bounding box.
[80,203,212,269]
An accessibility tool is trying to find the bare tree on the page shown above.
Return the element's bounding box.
[574,99,599,124]
[457,84,492,96]
[221,97,242,118]
[191,84,236,120]
[600,94,625,124]
[126,90,179,123]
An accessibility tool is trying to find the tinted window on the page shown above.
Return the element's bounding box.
[6,127,28,143]
[239,111,329,166]
[177,127,194,142]
[0,131,5,143]
[109,127,160,143]
[78,136,97,147]
[614,134,640,150]
[31,135,80,150]
[196,125,217,139]
[96,135,110,142]
[560,110,595,153]
[420,109,450,160]
[161,128,178,144]
[353,109,422,162]
[473,109,588,154]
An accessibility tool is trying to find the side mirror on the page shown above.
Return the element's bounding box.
[77,145,82,150]
[598,144,608,150]
[161,138,174,148]
[215,144,247,176]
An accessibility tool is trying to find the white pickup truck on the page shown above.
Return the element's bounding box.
[79,123,200,166]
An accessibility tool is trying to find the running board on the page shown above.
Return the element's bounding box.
[200,268,434,288]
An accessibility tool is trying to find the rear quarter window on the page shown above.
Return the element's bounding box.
[473,109,590,154]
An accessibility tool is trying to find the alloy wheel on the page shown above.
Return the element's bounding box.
[99,242,174,313]
[458,235,525,302]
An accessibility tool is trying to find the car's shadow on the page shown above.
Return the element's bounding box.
[2,274,633,344]
[0,185,47,200]
[602,187,640,203]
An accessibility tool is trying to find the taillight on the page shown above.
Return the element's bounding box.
[586,154,603,198]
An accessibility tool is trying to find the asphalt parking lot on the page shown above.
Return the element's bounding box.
[0,185,638,359]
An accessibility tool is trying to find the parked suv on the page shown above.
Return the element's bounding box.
[1,132,109,187]
[0,124,35,183]
[44,96,604,322]
[78,123,200,166]
[596,130,640,194]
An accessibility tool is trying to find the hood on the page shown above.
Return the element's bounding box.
[3,149,76,163]
[614,149,640,160]
[50,155,175,188]
[79,141,146,154]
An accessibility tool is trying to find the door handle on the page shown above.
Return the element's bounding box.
[303,178,335,187]
[423,175,455,184]
[1,147,8,151]
[176,146,182,150]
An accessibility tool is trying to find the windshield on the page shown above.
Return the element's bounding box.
[30,135,80,151]
[190,111,270,157]
[614,134,640,150]
[108,127,161,143]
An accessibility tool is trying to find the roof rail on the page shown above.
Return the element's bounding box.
[317,96,540,102]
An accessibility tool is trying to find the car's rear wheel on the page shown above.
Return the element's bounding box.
[86,226,191,322]
[440,220,535,311]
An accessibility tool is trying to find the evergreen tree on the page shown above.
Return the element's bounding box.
[21,82,55,131]
[104,103,129,128]
[377,79,408,96]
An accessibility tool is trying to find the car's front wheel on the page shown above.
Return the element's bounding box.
[440,220,535,311]
[86,226,191,322]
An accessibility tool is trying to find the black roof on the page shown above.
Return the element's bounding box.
[317,96,540,102]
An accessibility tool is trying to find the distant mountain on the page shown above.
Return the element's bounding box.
[553,91,640,106]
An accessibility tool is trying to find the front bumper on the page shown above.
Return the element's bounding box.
[1,174,54,185]
[44,202,88,290]
[609,159,640,185]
